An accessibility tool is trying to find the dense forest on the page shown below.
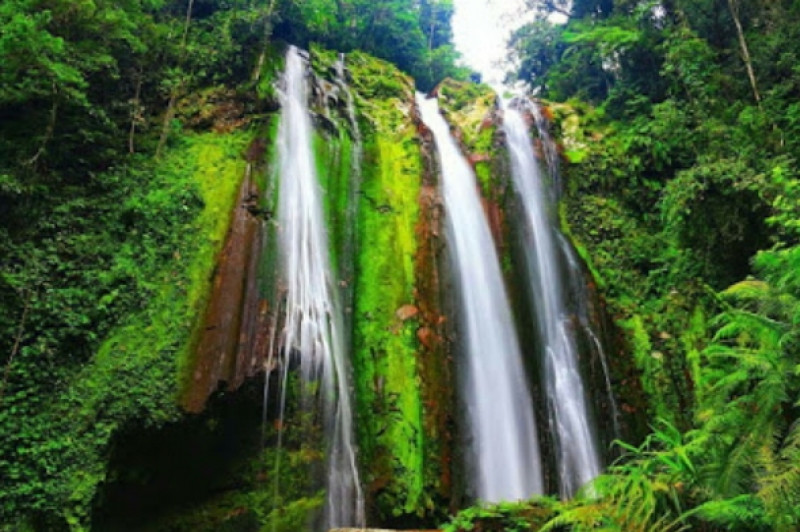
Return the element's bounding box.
[2,0,800,530]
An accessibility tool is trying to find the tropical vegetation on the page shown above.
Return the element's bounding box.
[4,0,800,530]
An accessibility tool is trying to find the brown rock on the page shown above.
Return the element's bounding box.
[468,152,490,165]
[395,304,419,321]
[417,327,436,349]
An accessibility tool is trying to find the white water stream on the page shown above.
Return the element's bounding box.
[275,46,365,528]
[416,92,544,502]
[503,101,602,497]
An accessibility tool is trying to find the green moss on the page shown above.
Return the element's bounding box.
[356,134,425,516]
[37,131,249,528]
[438,80,496,149]
[564,147,589,164]
[348,60,429,517]
[256,43,285,103]
[558,202,607,290]
[346,51,415,124]
[313,127,353,276]
[438,79,495,114]
[437,79,497,196]
[474,161,491,192]
[310,43,338,77]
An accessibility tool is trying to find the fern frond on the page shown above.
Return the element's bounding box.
[683,495,768,529]
[538,500,612,532]
[757,420,800,529]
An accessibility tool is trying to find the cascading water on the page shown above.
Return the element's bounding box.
[273,46,365,529]
[558,233,622,440]
[416,92,544,502]
[503,100,602,497]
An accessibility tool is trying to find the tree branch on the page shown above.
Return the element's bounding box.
[129,69,143,154]
[728,0,761,106]
[156,0,195,158]
[541,0,571,19]
[0,290,33,403]
[25,84,58,167]
[253,0,279,83]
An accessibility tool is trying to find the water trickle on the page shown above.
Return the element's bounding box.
[557,233,622,441]
[416,92,544,502]
[273,46,365,529]
[503,99,602,497]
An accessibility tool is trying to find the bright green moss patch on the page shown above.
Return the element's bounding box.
[356,133,425,516]
[346,51,415,133]
[475,161,492,192]
[347,51,413,103]
[349,57,428,516]
[438,79,496,151]
[438,79,496,114]
[313,127,353,276]
[437,79,497,196]
[2,131,249,528]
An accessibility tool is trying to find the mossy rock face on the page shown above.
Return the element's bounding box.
[306,46,458,526]
[435,79,500,199]
[95,377,325,532]
[0,126,254,529]
[344,51,447,524]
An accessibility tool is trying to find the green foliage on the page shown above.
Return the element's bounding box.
[437,79,497,194]
[661,158,770,287]
[0,131,248,528]
[278,0,466,90]
[442,499,558,532]
[510,1,800,529]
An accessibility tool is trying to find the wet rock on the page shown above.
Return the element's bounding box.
[182,167,268,413]
[395,304,419,321]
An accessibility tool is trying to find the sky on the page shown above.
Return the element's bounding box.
[451,0,530,85]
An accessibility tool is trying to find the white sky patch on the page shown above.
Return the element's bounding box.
[451,0,531,85]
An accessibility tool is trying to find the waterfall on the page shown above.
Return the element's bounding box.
[274,46,365,529]
[557,233,623,440]
[416,92,544,502]
[503,100,602,497]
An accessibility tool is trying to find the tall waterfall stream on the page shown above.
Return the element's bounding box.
[273,46,365,529]
[416,92,545,502]
[503,100,603,497]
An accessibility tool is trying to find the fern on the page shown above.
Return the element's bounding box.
[684,495,768,529]
[757,421,800,530]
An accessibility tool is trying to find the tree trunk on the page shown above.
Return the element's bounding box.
[156,0,195,158]
[0,291,32,402]
[727,0,761,105]
[26,84,58,167]
[129,70,143,154]
[253,0,278,83]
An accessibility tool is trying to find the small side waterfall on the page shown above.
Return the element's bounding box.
[558,233,622,440]
[416,92,544,502]
[274,46,365,528]
[503,100,602,497]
